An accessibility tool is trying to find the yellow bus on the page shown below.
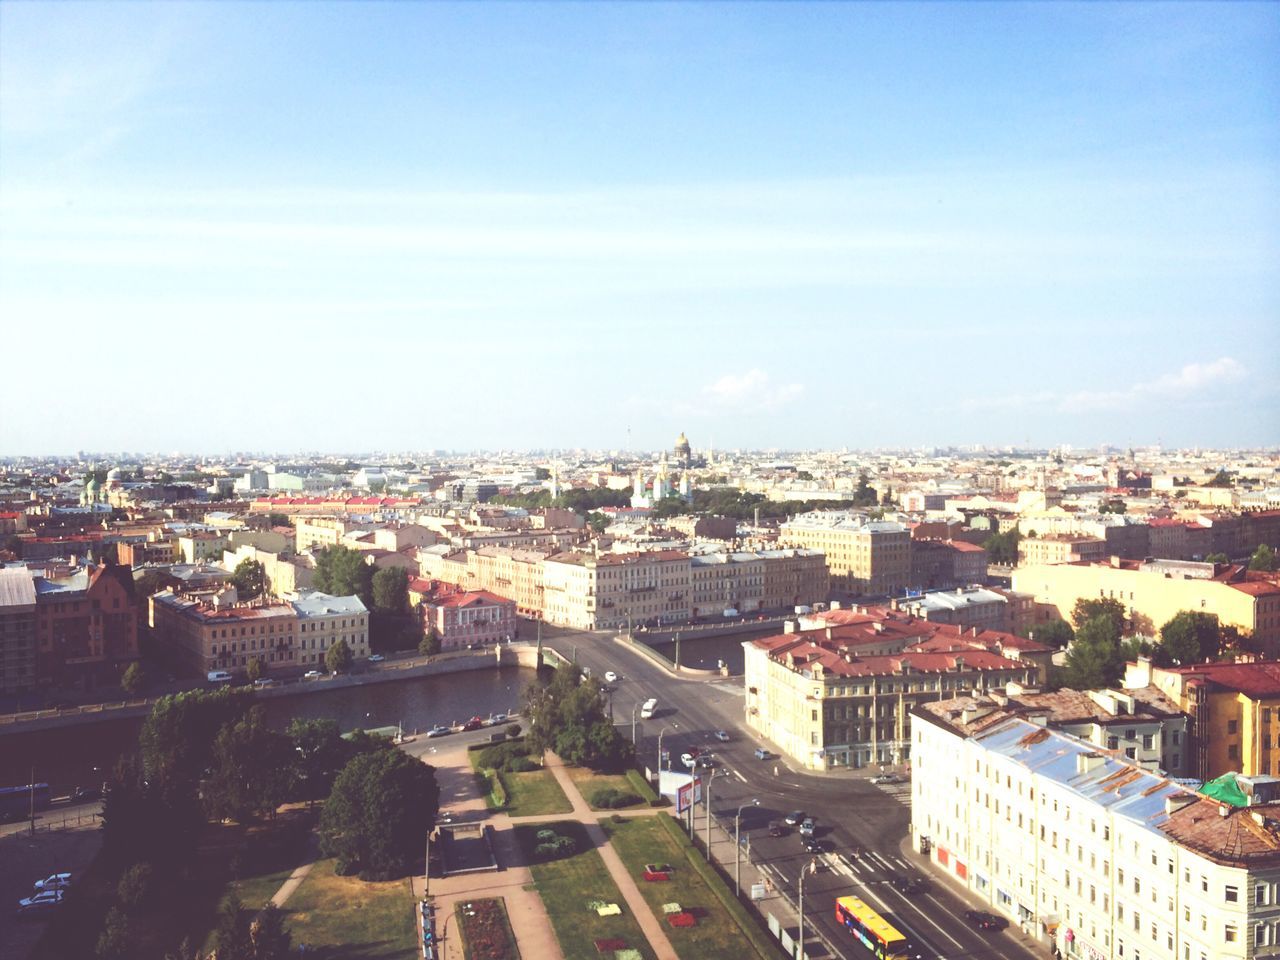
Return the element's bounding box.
[834,895,917,960]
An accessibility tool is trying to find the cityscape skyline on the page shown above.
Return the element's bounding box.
[2,3,1277,453]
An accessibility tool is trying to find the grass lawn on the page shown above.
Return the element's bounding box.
[283,857,418,959]
[502,768,573,817]
[602,815,772,960]
[515,821,655,960]
[564,767,646,810]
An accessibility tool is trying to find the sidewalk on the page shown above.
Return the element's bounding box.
[543,752,679,960]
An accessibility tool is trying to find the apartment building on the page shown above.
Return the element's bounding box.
[0,568,37,694]
[33,562,139,691]
[291,592,369,665]
[743,620,1038,770]
[543,549,691,631]
[151,589,299,675]
[910,707,1280,960]
[1127,657,1280,781]
[910,538,989,590]
[420,587,517,651]
[177,531,228,565]
[1018,535,1108,567]
[1014,559,1280,653]
[295,516,361,554]
[780,513,910,595]
[690,551,764,616]
[757,548,830,611]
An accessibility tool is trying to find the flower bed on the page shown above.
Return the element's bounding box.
[456,897,520,960]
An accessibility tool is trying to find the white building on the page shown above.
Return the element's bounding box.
[910,704,1280,960]
[289,592,370,665]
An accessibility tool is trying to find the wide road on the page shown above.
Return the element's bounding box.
[548,623,1039,960]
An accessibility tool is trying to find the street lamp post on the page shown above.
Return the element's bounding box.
[735,798,760,896]
[631,701,641,744]
[797,857,817,959]
[656,724,676,775]
[704,768,720,860]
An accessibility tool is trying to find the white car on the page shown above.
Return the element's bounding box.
[16,889,64,916]
[680,752,696,768]
[604,671,618,683]
[33,873,72,892]
[367,654,385,663]
[870,773,903,785]
[303,670,324,680]
[427,725,452,738]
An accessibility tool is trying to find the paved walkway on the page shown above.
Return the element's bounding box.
[543,753,680,960]
[269,856,316,909]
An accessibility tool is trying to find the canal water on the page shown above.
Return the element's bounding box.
[0,665,536,795]
[645,628,766,675]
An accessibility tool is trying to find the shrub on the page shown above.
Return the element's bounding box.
[506,724,522,739]
[507,756,538,773]
[116,862,155,911]
[590,787,642,809]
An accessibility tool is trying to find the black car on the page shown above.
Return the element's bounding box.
[768,820,787,837]
[965,909,1008,931]
[803,838,827,854]
[784,810,805,826]
[891,874,929,895]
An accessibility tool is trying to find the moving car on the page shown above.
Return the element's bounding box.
[252,678,279,689]
[427,725,452,738]
[604,671,618,683]
[784,810,806,826]
[891,873,929,895]
[803,838,827,854]
[695,755,717,769]
[640,698,658,719]
[768,820,787,837]
[713,730,731,742]
[965,909,1009,931]
[32,873,72,892]
[870,773,903,785]
[799,818,816,838]
[303,670,324,679]
[16,889,64,917]
[367,654,385,662]
[680,753,697,768]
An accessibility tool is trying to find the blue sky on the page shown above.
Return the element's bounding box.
[1,2,1276,455]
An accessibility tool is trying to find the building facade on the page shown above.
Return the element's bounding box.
[0,568,37,694]
[780,513,910,596]
[290,593,369,666]
[151,589,299,676]
[421,588,518,651]
[33,563,140,691]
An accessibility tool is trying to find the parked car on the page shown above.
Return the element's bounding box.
[462,716,486,732]
[252,678,279,689]
[680,753,696,768]
[16,890,64,917]
[490,713,509,724]
[427,725,452,738]
[870,773,903,785]
[367,654,385,663]
[891,874,929,895]
[32,873,72,892]
[604,671,618,683]
[784,810,806,826]
[303,670,324,680]
[965,909,1008,931]
[754,747,771,760]
[713,730,731,742]
[799,818,816,838]
[768,820,787,837]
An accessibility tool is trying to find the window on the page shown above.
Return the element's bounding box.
[1226,924,1238,943]
[1229,720,1239,734]
[1226,885,1239,903]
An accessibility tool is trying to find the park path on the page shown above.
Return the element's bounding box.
[542,752,679,960]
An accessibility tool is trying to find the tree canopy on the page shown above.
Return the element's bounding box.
[325,637,354,675]
[318,748,439,880]
[1026,619,1074,649]
[1159,611,1222,665]
[312,545,373,606]
[982,528,1022,565]
[204,706,296,823]
[372,566,410,614]
[523,661,633,771]
[1071,597,1126,634]
[231,559,265,600]
[1250,544,1277,572]
[1060,613,1125,690]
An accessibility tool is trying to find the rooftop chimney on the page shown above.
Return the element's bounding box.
[1076,753,1106,775]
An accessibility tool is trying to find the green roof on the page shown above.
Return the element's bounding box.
[1200,773,1249,807]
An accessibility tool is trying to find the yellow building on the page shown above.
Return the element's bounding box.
[1016,535,1107,567]
[780,514,909,595]
[177,532,228,565]
[543,550,691,630]
[295,516,357,553]
[1013,558,1280,652]
[1126,657,1280,780]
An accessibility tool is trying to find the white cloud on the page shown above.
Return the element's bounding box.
[701,370,804,412]
[1059,356,1247,413]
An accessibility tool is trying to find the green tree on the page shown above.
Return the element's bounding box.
[116,862,155,911]
[325,637,354,675]
[267,512,289,528]
[213,896,253,960]
[133,568,172,597]
[852,473,877,507]
[288,718,351,805]
[523,661,634,770]
[1249,544,1277,572]
[1061,615,1125,689]
[1204,470,1234,488]
[982,528,1022,565]
[1071,597,1126,634]
[95,906,134,960]
[1099,498,1127,515]
[204,706,296,823]
[1205,552,1230,565]
[251,903,292,960]
[312,545,373,606]
[372,566,409,614]
[1026,619,1074,649]
[534,467,551,480]
[121,661,147,696]
[586,511,612,534]
[231,559,265,600]
[246,656,266,681]
[419,631,441,656]
[1160,611,1222,665]
[318,749,439,880]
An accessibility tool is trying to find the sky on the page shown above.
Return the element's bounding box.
[1,1,1277,455]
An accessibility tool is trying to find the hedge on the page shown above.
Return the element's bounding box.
[625,769,659,804]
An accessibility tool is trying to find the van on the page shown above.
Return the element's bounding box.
[207,671,232,684]
[640,698,658,719]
